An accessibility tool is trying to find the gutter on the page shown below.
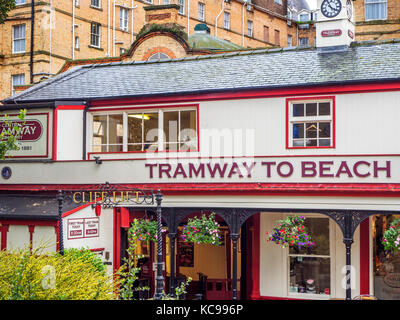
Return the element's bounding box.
[30,0,35,84]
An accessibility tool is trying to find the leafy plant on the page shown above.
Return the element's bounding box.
[0,0,16,24]
[136,23,188,42]
[0,109,26,160]
[382,218,400,254]
[64,248,106,274]
[130,218,158,242]
[181,213,222,245]
[266,215,315,249]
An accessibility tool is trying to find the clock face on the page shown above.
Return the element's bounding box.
[321,0,342,18]
[346,0,353,19]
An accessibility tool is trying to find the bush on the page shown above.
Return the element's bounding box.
[0,247,118,300]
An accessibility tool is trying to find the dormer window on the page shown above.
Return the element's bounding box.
[299,13,309,22]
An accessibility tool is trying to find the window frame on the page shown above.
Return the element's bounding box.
[89,105,199,155]
[224,11,230,29]
[15,0,26,5]
[90,22,101,48]
[364,0,387,21]
[120,7,129,31]
[11,74,25,96]
[247,20,253,37]
[285,214,336,300]
[198,2,205,21]
[91,0,101,9]
[178,0,185,15]
[286,96,336,150]
[12,24,26,54]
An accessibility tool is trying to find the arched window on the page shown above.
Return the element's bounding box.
[147,52,170,61]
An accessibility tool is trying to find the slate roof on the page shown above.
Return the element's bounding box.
[3,40,400,104]
[0,194,82,220]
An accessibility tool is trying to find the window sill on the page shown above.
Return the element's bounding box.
[90,5,103,11]
[88,45,104,51]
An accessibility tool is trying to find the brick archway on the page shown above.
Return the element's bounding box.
[142,46,177,61]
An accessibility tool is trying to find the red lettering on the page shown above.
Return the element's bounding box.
[335,161,353,178]
[261,162,276,178]
[319,161,334,177]
[207,163,228,178]
[188,163,205,178]
[228,162,243,178]
[353,161,370,177]
[242,162,256,178]
[277,161,293,177]
[173,163,187,178]
[145,163,157,179]
[159,164,171,178]
[374,161,391,178]
[301,161,317,177]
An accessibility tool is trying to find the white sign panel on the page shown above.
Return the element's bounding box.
[67,217,99,240]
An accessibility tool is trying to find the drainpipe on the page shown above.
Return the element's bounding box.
[131,0,134,44]
[215,0,225,38]
[242,1,246,47]
[49,0,52,74]
[72,0,75,60]
[187,0,190,36]
[30,0,35,84]
[108,0,111,56]
[113,0,116,56]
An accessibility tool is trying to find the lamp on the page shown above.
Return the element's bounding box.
[94,156,102,164]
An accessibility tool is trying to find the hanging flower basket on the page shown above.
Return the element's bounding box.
[181,213,222,245]
[266,215,315,249]
[382,218,400,254]
[130,218,158,242]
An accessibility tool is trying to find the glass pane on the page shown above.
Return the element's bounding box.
[143,113,159,150]
[293,104,304,117]
[165,143,179,151]
[290,218,330,255]
[293,140,304,147]
[128,113,143,145]
[163,111,179,145]
[108,145,123,152]
[306,139,317,147]
[289,257,330,295]
[319,122,330,138]
[319,139,331,147]
[108,114,123,145]
[93,115,107,145]
[319,102,330,116]
[306,103,317,116]
[293,123,304,139]
[180,110,197,150]
[127,144,143,152]
[305,123,318,138]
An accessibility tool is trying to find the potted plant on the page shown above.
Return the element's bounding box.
[266,215,315,249]
[130,218,158,242]
[181,213,222,245]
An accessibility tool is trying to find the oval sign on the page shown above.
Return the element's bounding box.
[1,167,12,180]
[384,273,400,288]
[321,29,342,37]
[0,120,43,142]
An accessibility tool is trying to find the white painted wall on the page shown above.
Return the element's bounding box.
[6,225,30,251]
[56,109,83,160]
[259,212,360,299]
[32,226,57,253]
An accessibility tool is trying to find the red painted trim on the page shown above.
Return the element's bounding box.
[55,224,60,251]
[89,103,199,112]
[28,225,35,252]
[4,183,400,197]
[52,108,58,160]
[62,202,93,218]
[89,81,400,108]
[0,220,57,226]
[252,295,307,300]
[286,96,336,150]
[250,213,260,300]
[56,105,86,111]
[360,218,370,295]
[113,208,121,273]
[89,247,105,252]
[1,224,9,250]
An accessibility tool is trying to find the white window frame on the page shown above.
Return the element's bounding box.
[120,7,129,31]
[247,20,253,37]
[91,0,101,8]
[287,35,292,47]
[365,0,387,21]
[90,22,101,48]
[75,36,80,50]
[178,0,185,15]
[224,12,230,29]
[299,37,309,46]
[299,13,310,22]
[15,0,26,5]
[90,107,198,153]
[285,214,336,300]
[11,74,25,96]
[198,2,205,21]
[12,24,26,54]
[274,0,282,5]
[288,98,334,149]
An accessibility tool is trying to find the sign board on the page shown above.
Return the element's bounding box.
[321,29,342,37]
[0,112,49,158]
[67,217,99,240]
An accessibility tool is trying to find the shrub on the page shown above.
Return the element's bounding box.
[0,247,118,300]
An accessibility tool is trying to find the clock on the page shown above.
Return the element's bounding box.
[346,0,353,19]
[321,0,342,18]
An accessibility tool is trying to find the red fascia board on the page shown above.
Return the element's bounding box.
[3,183,400,197]
[89,81,400,107]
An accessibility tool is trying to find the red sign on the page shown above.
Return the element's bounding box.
[67,217,99,240]
[321,29,342,37]
[0,120,43,142]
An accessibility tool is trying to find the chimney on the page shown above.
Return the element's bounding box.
[144,4,180,25]
[315,0,355,52]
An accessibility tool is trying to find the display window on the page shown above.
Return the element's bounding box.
[287,216,333,298]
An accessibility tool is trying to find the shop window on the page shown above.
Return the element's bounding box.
[288,217,331,297]
[92,108,198,153]
[365,0,387,20]
[287,98,334,148]
[12,24,26,54]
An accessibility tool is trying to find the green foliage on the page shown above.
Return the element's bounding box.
[130,218,158,242]
[181,213,222,245]
[382,218,400,254]
[0,109,26,160]
[161,277,192,300]
[0,247,118,300]
[64,248,106,274]
[266,215,315,249]
[0,0,16,24]
[136,23,188,42]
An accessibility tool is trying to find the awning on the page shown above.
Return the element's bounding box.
[0,194,82,221]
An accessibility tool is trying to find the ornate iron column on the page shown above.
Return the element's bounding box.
[230,233,240,300]
[57,190,64,255]
[153,190,164,300]
[168,232,177,296]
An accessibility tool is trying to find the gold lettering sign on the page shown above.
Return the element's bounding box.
[72,190,145,205]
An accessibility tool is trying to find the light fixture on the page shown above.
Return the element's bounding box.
[128,114,150,120]
[94,156,102,164]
